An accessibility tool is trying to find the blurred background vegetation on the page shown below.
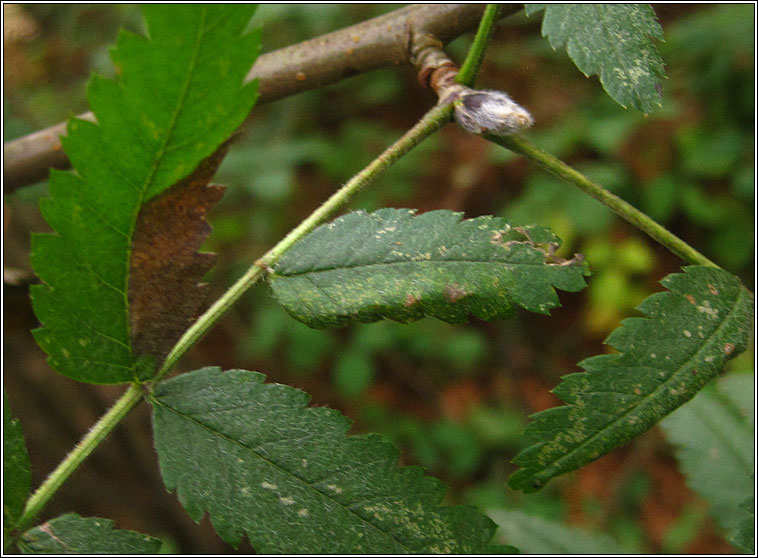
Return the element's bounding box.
[4,4,754,554]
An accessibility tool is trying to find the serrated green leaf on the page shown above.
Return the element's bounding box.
[268,209,588,328]
[525,4,665,112]
[509,266,754,493]
[732,495,755,554]
[4,394,32,538]
[660,370,754,537]
[488,509,637,554]
[151,367,506,553]
[18,514,161,554]
[30,5,260,384]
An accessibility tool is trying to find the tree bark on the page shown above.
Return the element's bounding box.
[3,4,521,192]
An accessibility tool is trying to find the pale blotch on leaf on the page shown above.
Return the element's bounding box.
[444,284,467,303]
[404,293,421,307]
[326,484,343,494]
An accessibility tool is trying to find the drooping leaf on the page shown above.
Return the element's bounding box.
[509,266,754,493]
[488,509,637,554]
[3,394,32,538]
[151,367,508,554]
[30,5,260,384]
[660,370,754,538]
[524,4,666,112]
[18,514,161,554]
[732,495,755,554]
[268,209,588,329]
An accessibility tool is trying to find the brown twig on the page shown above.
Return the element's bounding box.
[3,4,521,192]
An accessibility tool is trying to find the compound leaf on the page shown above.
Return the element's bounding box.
[660,370,754,538]
[525,4,665,112]
[4,394,31,538]
[151,367,507,554]
[30,5,260,384]
[18,514,161,554]
[509,266,754,492]
[268,209,588,328]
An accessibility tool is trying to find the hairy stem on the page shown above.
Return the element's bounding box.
[456,4,501,86]
[489,133,720,268]
[14,102,454,532]
[156,7,502,381]
[14,384,143,535]
[13,8,496,528]
[153,102,453,383]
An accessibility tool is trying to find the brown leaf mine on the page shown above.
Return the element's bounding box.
[128,146,227,361]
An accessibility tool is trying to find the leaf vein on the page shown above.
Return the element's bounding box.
[532,283,748,478]
[153,397,414,550]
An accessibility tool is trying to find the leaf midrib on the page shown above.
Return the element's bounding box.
[123,7,209,357]
[529,284,749,481]
[275,255,578,278]
[152,396,416,552]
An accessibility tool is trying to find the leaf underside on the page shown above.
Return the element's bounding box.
[151,367,507,554]
[3,394,32,538]
[269,208,589,329]
[660,371,754,537]
[732,495,755,554]
[18,514,161,554]
[525,4,666,112]
[30,5,260,384]
[509,266,754,493]
[488,509,635,554]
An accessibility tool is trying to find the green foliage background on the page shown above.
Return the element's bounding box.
[3,4,753,554]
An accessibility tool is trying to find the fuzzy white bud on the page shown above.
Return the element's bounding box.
[450,86,533,136]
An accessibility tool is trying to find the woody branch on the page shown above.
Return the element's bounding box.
[3,4,521,192]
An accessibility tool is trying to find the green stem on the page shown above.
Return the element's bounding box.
[489,133,719,268]
[14,12,492,533]
[15,101,454,535]
[456,4,501,87]
[15,384,143,535]
[154,101,453,383]
[155,9,502,382]
[262,104,453,264]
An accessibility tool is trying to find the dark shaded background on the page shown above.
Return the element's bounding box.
[4,4,754,553]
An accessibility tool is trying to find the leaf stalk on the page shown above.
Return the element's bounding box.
[17,13,495,528]
[488,133,720,269]
[152,101,454,384]
[456,4,501,87]
[14,384,143,535]
[155,10,510,381]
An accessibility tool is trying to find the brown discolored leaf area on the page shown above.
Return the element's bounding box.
[128,146,228,362]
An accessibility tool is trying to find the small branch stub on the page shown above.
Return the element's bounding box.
[409,31,459,94]
[409,31,533,138]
